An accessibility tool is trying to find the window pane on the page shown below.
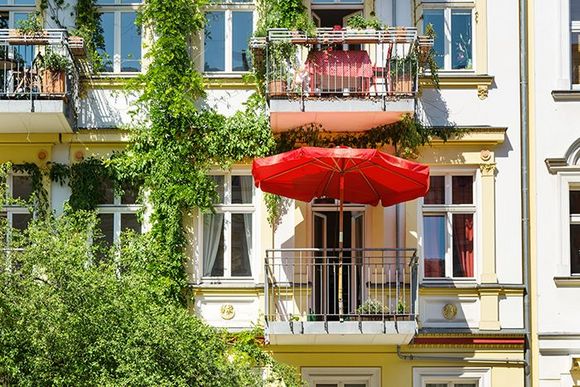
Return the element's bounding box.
[423,215,446,277]
[232,175,253,204]
[12,175,33,201]
[121,185,138,204]
[121,213,141,233]
[423,10,444,69]
[203,213,224,277]
[452,176,473,204]
[232,12,253,71]
[121,12,141,72]
[97,213,114,247]
[212,175,225,203]
[101,179,115,205]
[451,10,472,69]
[572,0,580,21]
[204,12,225,72]
[570,191,580,213]
[571,32,580,84]
[14,0,36,4]
[455,384,477,387]
[426,384,448,387]
[453,213,474,277]
[100,12,115,72]
[425,176,445,204]
[571,224,580,274]
[12,213,31,231]
[0,12,7,29]
[231,213,251,276]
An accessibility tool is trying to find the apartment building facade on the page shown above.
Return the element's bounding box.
[531,0,580,385]
[0,0,528,386]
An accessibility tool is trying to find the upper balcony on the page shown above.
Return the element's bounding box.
[252,28,427,133]
[0,29,80,133]
[264,248,418,345]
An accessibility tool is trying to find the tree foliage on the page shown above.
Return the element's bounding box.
[0,212,301,386]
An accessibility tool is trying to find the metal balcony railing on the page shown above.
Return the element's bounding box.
[252,28,426,101]
[264,248,418,323]
[0,29,79,118]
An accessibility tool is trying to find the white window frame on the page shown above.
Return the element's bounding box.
[0,6,35,29]
[2,172,33,229]
[302,367,380,387]
[199,170,258,281]
[413,367,490,387]
[202,2,256,75]
[97,1,142,74]
[570,0,580,87]
[96,190,142,244]
[422,3,476,72]
[559,174,580,275]
[419,169,480,282]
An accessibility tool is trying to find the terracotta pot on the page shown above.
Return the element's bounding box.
[42,69,66,94]
[393,74,413,94]
[268,80,287,97]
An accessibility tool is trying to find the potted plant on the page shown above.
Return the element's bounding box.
[267,41,293,98]
[40,50,69,94]
[67,29,86,57]
[9,13,47,45]
[391,55,417,94]
[356,299,388,321]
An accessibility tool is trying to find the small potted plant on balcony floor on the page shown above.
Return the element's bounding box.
[9,13,47,45]
[356,299,388,321]
[40,50,69,94]
[267,41,294,98]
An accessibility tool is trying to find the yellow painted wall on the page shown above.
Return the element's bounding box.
[270,345,524,387]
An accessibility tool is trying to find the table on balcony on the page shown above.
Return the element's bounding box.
[306,49,373,95]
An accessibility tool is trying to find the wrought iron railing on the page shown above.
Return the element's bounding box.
[0,29,79,121]
[252,28,429,100]
[264,248,418,323]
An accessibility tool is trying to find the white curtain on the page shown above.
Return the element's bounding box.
[203,213,224,276]
[240,176,253,275]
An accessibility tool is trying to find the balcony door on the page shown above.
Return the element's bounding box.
[312,201,364,318]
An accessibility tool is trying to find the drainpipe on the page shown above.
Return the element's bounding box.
[519,0,532,385]
[392,0,397,26]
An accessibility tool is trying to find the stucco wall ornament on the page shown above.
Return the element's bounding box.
[442,303,458,320]
[220,304,235,320]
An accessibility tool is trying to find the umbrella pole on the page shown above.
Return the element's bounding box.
[338,174,344,318]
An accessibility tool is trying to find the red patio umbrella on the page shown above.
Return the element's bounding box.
[252,146,430,316]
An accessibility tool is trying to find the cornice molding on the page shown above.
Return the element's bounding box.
[428,126,507,145]
[419,74,494,99]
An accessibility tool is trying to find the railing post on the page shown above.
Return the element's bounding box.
[264,251,270,325]
[410,252,418,317]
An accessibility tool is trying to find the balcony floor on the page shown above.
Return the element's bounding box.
[269,98,415,132]
[0,99,73,132]
[267,320,417,345]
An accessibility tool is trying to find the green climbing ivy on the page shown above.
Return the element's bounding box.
[12,163,49,218]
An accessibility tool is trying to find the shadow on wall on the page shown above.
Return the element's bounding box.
[418,88,454,127]
[78,87,130,129]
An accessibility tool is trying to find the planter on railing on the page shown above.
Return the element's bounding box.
[7,29,48,45]
[68,36,85,57]
[268,80,287,97]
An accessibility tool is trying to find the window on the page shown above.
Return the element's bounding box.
[1,172,33,234]
[302,368,380,387]
[204,3,254,73]
[570,189,580,274]
[422,174,476,279]
[413,368,490,387]
[423,7,474,70]
[97,0,142,73]
[202,174,254,278]
[96,181,141,247]
[571,0,580,84]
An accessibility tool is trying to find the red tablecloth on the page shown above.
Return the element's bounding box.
[306,50,373,77]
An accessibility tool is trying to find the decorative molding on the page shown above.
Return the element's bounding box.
[480,149,492,161]
[204,76,257,90]
[479,163,496,175]
[429,126,507,145]
[220,304,235,320]
[419,74,494,98]
[81,75,141,90]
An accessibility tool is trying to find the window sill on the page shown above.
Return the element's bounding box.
[553,276,580,287]
[421,278,478,288]
[551,90,580,101]
[193,278,258,288]
[203,73,256,90]
[81,74,142,89]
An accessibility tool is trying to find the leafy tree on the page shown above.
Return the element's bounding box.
[0,212,301,386]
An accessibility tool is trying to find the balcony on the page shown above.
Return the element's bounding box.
[0,29,80,133]
[264,248,418,345]
[253,28,423,133]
